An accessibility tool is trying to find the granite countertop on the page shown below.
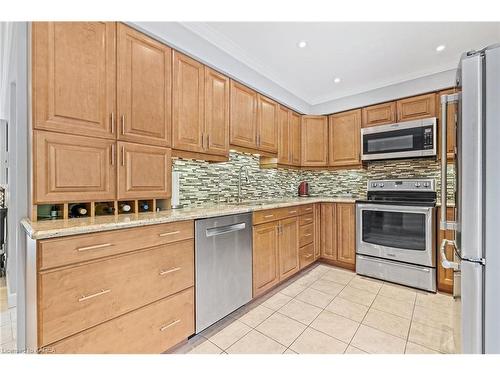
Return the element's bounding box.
[21,196,360,240]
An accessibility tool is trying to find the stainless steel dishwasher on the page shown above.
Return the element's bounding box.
[195,213,253,333]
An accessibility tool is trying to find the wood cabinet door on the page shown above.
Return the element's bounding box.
[328,109,361,167]
[117,142,171,199]
[277,106,290,164]
[437,207,456,293]
[320,203,337,260]
[397,93,436,122]
[33,130,116,203]
[253,222,280,297]
[290,111,302,165]
[257,95,279,153]
[301,116,328,167]
[230,80,258,149]
[32,22,116,139]
[278,217,299,280]
[314,204,321,259]
[117,23,172,147]
[204,67,230,156]
[437,88,457,161]
[336,203,356,265]
[361,102,396,127]
[172,51,205,153]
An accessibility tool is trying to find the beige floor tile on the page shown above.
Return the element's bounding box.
[309,279,345,296]
[1,324,13,345]
[306,264,331,278]
[379,283,417,304]
[345,345,367,354]
[296,273,321,287]
[256,312,307,347]
[295,288,335,309]
[284,348,298,354]
[325,297,369,322]
[261,292,293,311]
[371,295,414,319]
[405,341,441,354]
[415,292,456,313]
[226,330,286,354]
[338,286,377,307]
[310,310,359,343]
[172,336,223,354]
[203,319,252,350]
[412,305,458,330]
[321,269,355,285]
[278,298,322,325]
[280,280,308,298]
[351,325,406,354]
[362,308,411,339]
[408,321,455,354]
[290,327,347,354]
[348,275,383,294]
[237,305,275,328]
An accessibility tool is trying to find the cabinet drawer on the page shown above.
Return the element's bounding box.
[48,288,194,354]
[38,239,194,346]
[39,221,193,270]
[299,243,315,269]
[253,206,299,225]
[299,224,314,247]
[299,214,314,226]
[298,204,314,215]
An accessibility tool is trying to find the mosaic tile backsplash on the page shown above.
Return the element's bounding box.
[172,151,455,207]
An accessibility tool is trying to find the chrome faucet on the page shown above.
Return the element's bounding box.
[237,166,250,203]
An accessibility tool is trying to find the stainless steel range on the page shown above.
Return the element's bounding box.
[356,179,437,292]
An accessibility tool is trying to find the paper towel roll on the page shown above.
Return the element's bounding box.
[171,171,181,208]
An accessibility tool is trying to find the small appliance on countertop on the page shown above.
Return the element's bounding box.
[298,181,310,197]
[356,178,437,292]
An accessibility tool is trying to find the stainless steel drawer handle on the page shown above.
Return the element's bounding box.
[264,214,274,218]
[76,243,113,252]
[159,230,180,237]
[159,267,181,276]
[303,233,312,237]
[78,289,111,302]
[305,254,313,259]
[160,319,181,332]
[206,223,246,237]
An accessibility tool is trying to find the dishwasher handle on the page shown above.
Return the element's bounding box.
[206,222,247,237]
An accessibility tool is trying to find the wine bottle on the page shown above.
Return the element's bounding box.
[139,202,149,212]
[69,204,88,218]
[119,203,132,213]
[95,203,115,215]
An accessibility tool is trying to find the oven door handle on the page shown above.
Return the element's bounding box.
[357,203,434,215]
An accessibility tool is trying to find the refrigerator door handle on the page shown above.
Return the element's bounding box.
[440,238,460,270]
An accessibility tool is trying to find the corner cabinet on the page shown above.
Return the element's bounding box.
[301,116,329,167]
[328,109,361,168]
[278,107,301,166]
[117,23,172,147]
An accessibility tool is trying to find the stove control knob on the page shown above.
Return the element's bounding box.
[371,183,378,188]
[423,182,429,188]
[415,182,421,188]
[379,183,384,187]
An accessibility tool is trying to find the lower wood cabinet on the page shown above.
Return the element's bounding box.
[252,221,280,297]
[278,217,300,280]
[320,203,356,269]
[437,207,456,293]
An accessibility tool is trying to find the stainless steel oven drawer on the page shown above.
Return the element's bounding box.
[356,254,436,292]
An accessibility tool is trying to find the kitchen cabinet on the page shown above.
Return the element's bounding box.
[362,102,396,127]
[396,93,436,122]
[33,130,116,203]
[278,217,300,280]
[328,109,362,168]
[253,221,280,297]
[437,88,457,161]
[301,116,329,167]
[117,23,172,147]
[230,80,258,150]
[278,107,301,166]
[117,142,171,200]
[314,204,321,259]
[320,203,356,269]
[257,95,279,153]
[437,207,456,293]
[172,51,205,153]
[290,112,301,165]
[32,22,116,139]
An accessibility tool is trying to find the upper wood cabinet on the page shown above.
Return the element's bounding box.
[397,93,436,122]
[34,130,116,203]
[117,142,171,200]
[253,222,280,297]
[230,80,258,150]
[172,51,204,153]
[257,95,279,153]
[301,116,329,167]
[290,112,301,165]
[437,88,457,161]
[328,109,361,168]
[278,217,299,280]
[277,107,301,166]
[204,67,230,156]
[32,22,116,139]
[362,102,396,127]
[117,23,172,147]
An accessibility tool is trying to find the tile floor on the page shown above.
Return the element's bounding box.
[172,263,461,354]
[0,276,17,353]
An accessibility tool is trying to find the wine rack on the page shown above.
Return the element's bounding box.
[32,198,171,222]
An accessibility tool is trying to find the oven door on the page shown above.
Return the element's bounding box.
[356,203,436,267]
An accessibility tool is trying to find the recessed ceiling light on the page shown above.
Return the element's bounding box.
[334,77,341,84]
[297,41,307,48]
[436,45,446,52]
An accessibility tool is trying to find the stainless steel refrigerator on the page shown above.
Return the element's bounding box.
[440,43,500,354]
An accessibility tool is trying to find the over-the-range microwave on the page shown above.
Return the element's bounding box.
[361,117,436,161]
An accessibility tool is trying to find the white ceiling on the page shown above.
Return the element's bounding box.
[181,22,500,106]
